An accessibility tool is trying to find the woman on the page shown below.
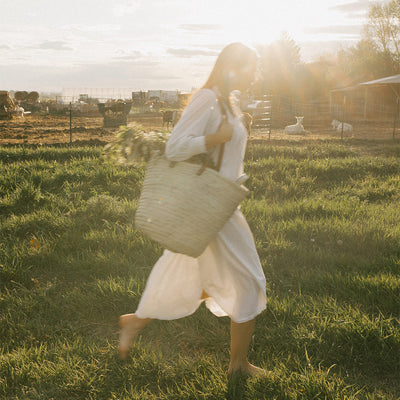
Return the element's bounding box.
[119,42,267,376]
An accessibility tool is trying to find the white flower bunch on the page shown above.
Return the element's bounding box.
[103,123,170,166]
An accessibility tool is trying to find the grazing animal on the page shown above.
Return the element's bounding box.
[332,119,353,132]
[162,110,178,128]
[331,119,340,129]
[338,122,353,132]
[285,116,305,135]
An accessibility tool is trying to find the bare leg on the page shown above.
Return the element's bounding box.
[119,290,207,360]
[228,318,265,376]
[118,314,152,360]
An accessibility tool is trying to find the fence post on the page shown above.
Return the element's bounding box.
[341,95,346,141]
[69,102,72,143]
[393,97,399,140]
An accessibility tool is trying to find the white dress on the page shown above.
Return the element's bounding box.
[135,88,267,323]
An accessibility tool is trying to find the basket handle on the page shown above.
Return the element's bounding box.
[196,99,227,175]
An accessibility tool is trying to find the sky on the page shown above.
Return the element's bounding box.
[0,0,385,93]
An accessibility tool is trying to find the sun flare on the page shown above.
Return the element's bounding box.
[0,0,370,91]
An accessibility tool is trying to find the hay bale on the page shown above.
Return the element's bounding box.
[14,91,28,102]
[0,91,15,108]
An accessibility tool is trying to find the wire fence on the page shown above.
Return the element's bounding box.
[330,99,397,122]
[60,88,136,103]
[263,95,399,129]
[37,91,399,126]
[18,92,400,140]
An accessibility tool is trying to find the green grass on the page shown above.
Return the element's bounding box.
[0,140,399,399]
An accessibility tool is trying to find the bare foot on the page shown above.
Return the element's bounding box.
[118,313,144,360]
[246,363,268,377]
[228,361,268,377]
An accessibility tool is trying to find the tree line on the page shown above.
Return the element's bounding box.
[255,0,400,101]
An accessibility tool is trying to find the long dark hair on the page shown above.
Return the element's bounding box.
[202,43,257,113]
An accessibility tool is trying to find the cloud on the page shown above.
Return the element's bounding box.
[6,57,28,62]
[166,48,219,58]
[329,0,372,17]
[193,44,226,50]
[64,24,121,33]
[113,0,142,17]
[0,59,189,92]
[74,60,177,83]
[304,24,363,36]
[112,50,145,61]
[35,41,73,51]
[179,24,222,33]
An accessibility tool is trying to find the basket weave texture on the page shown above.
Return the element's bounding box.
[135,154,250,258]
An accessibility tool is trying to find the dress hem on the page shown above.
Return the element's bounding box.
[135,300,266,324]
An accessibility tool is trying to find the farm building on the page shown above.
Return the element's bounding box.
[131,91,147,106]
[330,74,400,122]
[147,90,179,103]
[132,90,191,109]
[61,88,137,103]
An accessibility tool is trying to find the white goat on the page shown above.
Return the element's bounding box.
[332,119,353,132]
[338,122,353,132]
[285,116,305,135]
[331,119,340,129]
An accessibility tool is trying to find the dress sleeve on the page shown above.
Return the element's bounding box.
[165,89,217,161]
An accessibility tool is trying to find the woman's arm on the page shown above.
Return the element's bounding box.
[165,90,233,161]
[204,115,233,149]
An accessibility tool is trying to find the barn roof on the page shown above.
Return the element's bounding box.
[330,74,400,95]
[330,86,359,93]
[359,74,400,86]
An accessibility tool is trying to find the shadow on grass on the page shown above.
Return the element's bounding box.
[226,372,249,400]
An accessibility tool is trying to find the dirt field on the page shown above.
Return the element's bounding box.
[0,114,399,146]
[0,114,171,145]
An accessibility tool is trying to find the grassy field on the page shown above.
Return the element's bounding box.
[0,139,399,399]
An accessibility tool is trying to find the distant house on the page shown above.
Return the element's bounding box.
[79,94,89,102]
[132,91,147,107]
[61,88,135,103]
[132,90,190,109]
[147,90,179,103]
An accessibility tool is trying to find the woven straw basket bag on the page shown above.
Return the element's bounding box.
[135,148,249,258]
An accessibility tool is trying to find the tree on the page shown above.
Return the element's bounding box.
[294,59,338,100]
[256,32,301,97]
[336,40,384,82]
[330,0,400,85]
[366,2,393,55]
[256,33,342,100]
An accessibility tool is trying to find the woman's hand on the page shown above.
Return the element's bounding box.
[205,116,233,149]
